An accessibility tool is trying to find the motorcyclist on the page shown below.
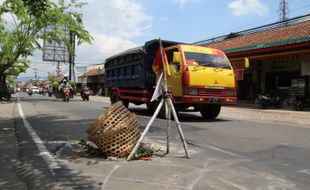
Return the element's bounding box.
[28,85,33,95]
[80,84,90,101]
[81,85,89,95]
[48,85,53,92]
[58,79,73,92]
[47,85,53,97]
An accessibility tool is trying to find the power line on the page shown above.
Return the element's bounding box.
[33,68,38,80]
[203,3,310,39]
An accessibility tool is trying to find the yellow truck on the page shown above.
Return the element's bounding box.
[105,39,247,119]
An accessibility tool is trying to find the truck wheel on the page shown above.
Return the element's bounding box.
[146,102,156,113]
[200,105,221,120]
[158,101,178,119]
[110,91,120,104]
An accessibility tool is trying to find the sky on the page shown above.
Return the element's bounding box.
[2,0,309,79]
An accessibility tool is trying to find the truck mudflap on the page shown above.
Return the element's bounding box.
[181,95,237,104]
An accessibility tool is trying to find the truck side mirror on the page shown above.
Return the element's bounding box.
[173,52,181,64]
[244,58,250,69]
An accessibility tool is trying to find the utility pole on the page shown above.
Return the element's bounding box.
[68,31,76,81]
[279,0,289,22]
[33,68,38,80]
[56,62,61,75]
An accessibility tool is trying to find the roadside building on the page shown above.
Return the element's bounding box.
[78,64,105,95]
[196,14,310,102]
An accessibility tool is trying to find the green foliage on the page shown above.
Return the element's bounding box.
[22,0,48,17]
[47,72,58,84]
[0,0,92,77]
[6,75,16,86]
[4,59,29,75]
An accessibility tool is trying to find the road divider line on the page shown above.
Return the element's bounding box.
[17,98,60,174]
[205,144,243,158]
[219,178,248,190]
[101,165,120,190]
[187,170,207,190]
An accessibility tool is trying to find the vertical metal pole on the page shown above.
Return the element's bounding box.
[158,38,172,154]
[69,49,72,80]
[166,98,171,154]
[159,38,167,92]
[69,31,75,80]
[168,98,189,158]
[127,99,165,161]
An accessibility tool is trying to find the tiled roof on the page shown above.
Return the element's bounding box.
[207,21,310,53]
[78,69,104,78]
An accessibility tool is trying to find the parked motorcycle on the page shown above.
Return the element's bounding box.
[81,88,90,101]
[2,86,11,101]
[63,88,70,102]
[255,92,283,108]
[293,94,310,111]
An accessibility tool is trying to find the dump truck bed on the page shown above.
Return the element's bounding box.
[105,39,182,89]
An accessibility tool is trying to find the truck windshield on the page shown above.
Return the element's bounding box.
[184,52,232,69]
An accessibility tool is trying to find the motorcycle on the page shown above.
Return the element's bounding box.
[63,88,70,102]
[48,88,53,97]
[293,94,310,111]
[81,88,90,101]
[28,90,33,96]
[255,92,283,108]
[2,86,11,101]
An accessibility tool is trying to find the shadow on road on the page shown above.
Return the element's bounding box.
[2,114,102,189]
[127,107,232,123]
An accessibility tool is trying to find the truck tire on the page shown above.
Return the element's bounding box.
[146,102,156,113]
[110,91,120,105]
[200,105,221,120]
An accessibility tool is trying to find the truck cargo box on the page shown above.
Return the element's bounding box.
[105,39,182,89]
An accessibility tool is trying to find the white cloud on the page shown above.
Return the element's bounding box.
[82,0,151,39]
[74,0,152,63]
[20,0,152,77]
[228,0,269,16]
[76,33,138,63]
[171,0,203,9]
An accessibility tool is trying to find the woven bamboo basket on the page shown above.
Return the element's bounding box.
[87,101,140,157]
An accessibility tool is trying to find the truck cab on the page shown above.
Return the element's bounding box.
[164,45,236,119]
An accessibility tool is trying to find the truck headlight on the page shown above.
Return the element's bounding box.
[188,88,198,95]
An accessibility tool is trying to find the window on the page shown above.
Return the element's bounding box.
[184,52,231,69]
[166,48,181,72]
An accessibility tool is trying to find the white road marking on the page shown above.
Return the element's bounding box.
[55,142,72,157]
[187,170,207,190]
[17,98,60,174]
[101,165,120,190]
[219,178,248,190]
[298,169,310,175]
[205,144,244,158]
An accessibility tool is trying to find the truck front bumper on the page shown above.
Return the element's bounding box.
[181,96,237,104]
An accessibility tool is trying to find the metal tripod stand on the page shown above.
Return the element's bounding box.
[126,88,189,160]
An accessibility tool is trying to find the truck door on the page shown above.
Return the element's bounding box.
[166,48,182,97]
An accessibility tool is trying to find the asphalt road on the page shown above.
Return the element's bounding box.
[8,92,310,190]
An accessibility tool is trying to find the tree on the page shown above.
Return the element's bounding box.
[0,0,92,99]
